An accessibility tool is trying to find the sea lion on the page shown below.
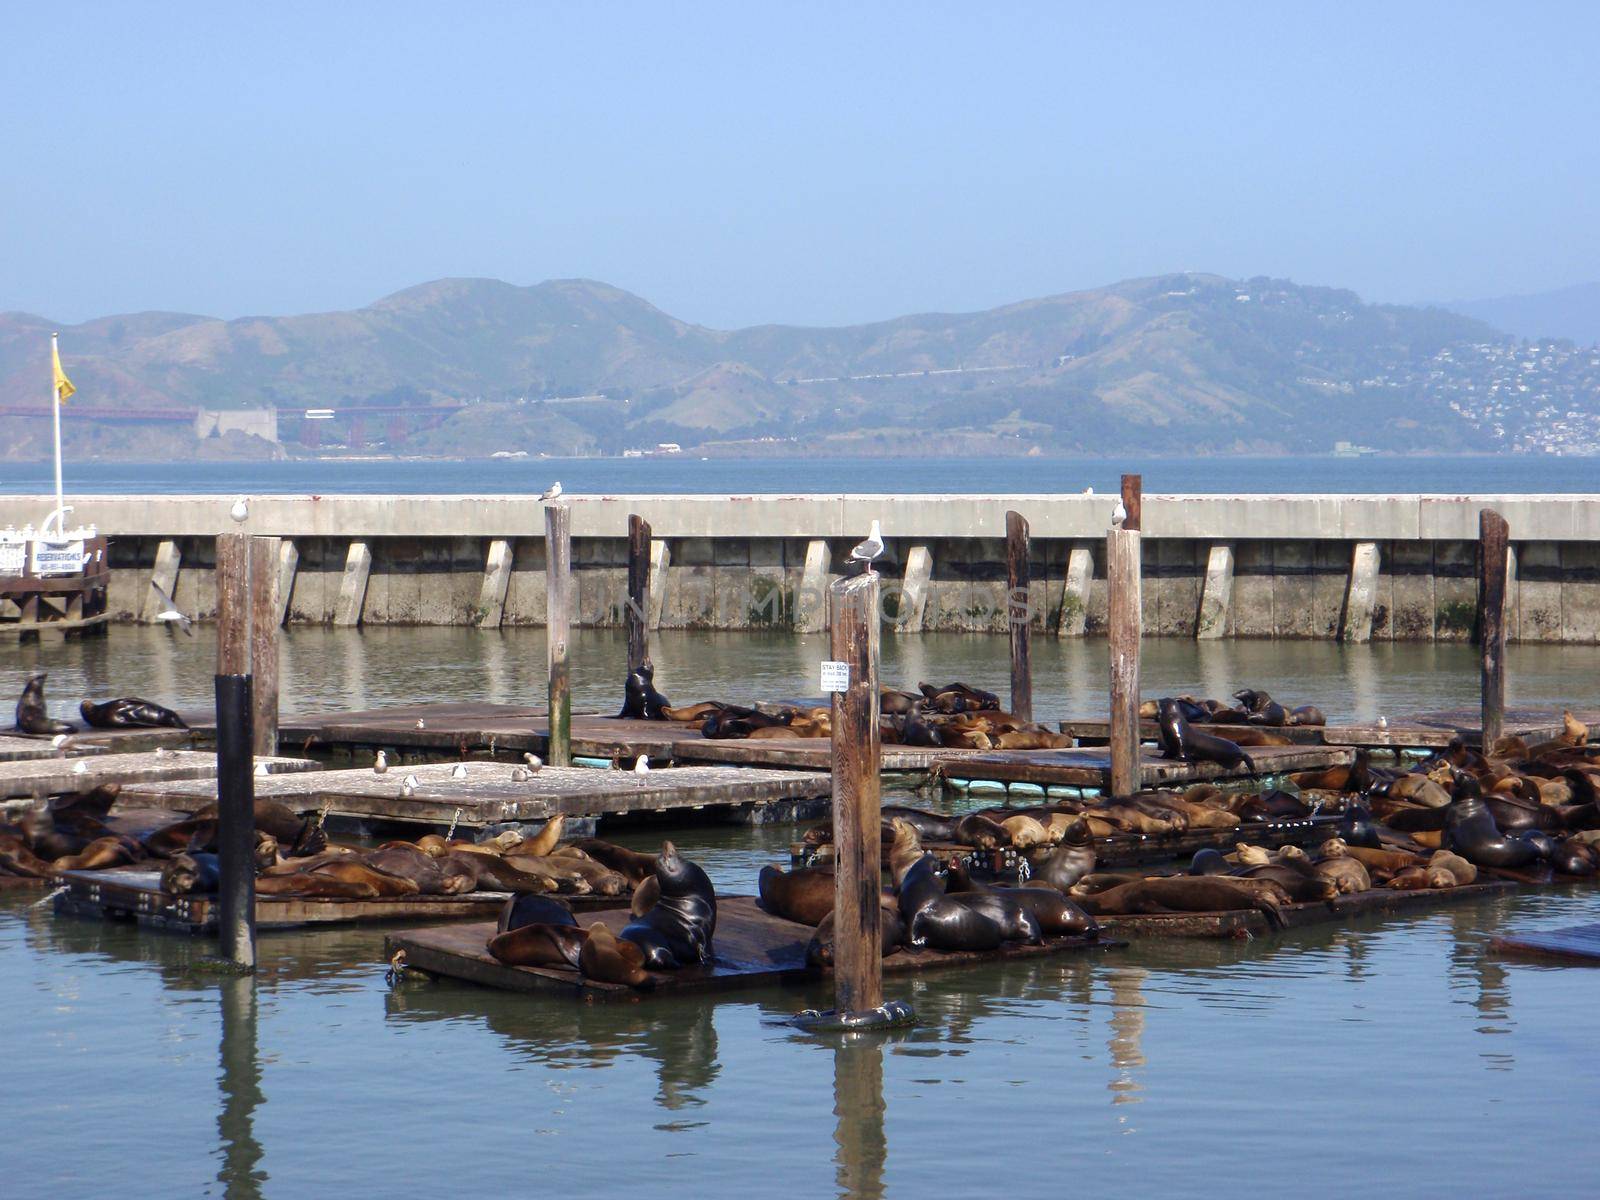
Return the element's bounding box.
[1287,705,1327,727]
[497,892,577,933]
[619,841,717,969]
[616,662,670,721]
[1427,849,1477,886]
[542,849,630,895]
[303,860,420,897]
[79,697,188,730]
[1444,795,1542,869]
[51,783,122,821]
[896,854,1005,952]
[160,852,220,894]
[886,819,926,886]
[953,813,1009,850]
[757,864,836,926]
[659,702,725,723]
[14,673,73,735]
[880,806,957,842]
[1387,866,1434,891]
[0,834,61,879]
[1189,848,1231,876]
[1077,876,1288,928]
[947,867,1098,939]
[521,817,564,858]
[1156,698,1257,773]
[254,872,381,899]
[1029,824,1097,891]
[364,845,467,895]
[53,836,140,871]
[579,922,653,988]
[488,911,588,969]
[805,899,907,968]
[568,838,657,884]
[1312,856,1371,895]
[1237,863,1338,903]
[999,814,1051,849]
[499,854,594,893]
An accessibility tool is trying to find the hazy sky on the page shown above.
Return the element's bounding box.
[5,2,1598,328]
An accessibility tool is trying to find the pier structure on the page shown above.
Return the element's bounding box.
[1,491,1596,641]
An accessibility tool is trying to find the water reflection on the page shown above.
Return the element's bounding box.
[216,975,265,1199]
[1104,966,1147,1111]
[832,1037,886,1200]
[1445,902,1515,1070]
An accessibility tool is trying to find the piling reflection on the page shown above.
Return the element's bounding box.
[1105,966,1147,1110]
[216,975,265,1200]
[1445,901,1515,1070]
[340,630,369,711]
[832,1037,887,1200]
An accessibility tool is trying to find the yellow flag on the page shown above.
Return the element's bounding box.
[52,338,75,404]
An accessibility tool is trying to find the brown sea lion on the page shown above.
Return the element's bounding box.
[255,872,380,899]
[540,850,629,895]
[522,816,564,858]
[0,834,62,879]
[568,838,657,883]
[887,819,924,886]
[1075,876,1289,928]
[999,814,1052,849]
[497,855,592,893]
[579,922,653,988]
[994,730,1073,750]
[1312,856,1371,895]
[1387,866,1433,891]
[304,860,420,897]
[53,836,140,871]
[954,813,1009,849]
[14,672,73,735]
[488,923,588,970]
[160,852,219,894]
[51,783,121,820]
[806,898,907,968]
[364,845,464,895]
[758,864,836,926]
[1428,849,1477,886]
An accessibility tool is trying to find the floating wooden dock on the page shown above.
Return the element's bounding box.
[1488,922,1600,963]
[117,761,832,831]
[54,867,511,931]
[1057,709,1568,751]
[1095,879,1514,939]
[0,750,320,801]
[937,744,1352,789]
[385,895,1119,1001]
[0,727,192,763]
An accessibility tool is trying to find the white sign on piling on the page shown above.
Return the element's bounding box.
[820,660,851,692]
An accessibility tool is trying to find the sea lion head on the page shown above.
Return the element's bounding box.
[1278,845,1309,863]
[161,853,200,896]
[1061,819,1093,848]
[486,830,525,853]
[253,832,279,870]
[1235,843,1271,867]
[1426,867,1457,888]
[1318,838,1349,859]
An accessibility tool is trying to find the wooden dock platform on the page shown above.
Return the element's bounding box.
[117,761,832,831]
[937,744,1352,789]
[54,867,510,931]
[1095,879,1515,939]
[1488,922,1600,963]
[0,750,321,801]
[1057,708,1568,751]
[0,727,192,763]
[385,895,1119,1001]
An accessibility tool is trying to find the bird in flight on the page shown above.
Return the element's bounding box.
[539,482,563,503]
[150,582,193,635]
[848,520,884,574]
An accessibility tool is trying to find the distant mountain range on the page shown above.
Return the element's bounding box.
[2,272,1596,459]
[1438,282,1600,346]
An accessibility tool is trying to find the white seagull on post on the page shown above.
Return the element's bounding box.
[1111,499,1128,528]
[848,520,885,575]
[229,497,249,523]
[150,582,194,636]
[539,482,563,503]
[373,750,389,775]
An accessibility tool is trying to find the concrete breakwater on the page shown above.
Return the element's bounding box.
[4,492,1600,642]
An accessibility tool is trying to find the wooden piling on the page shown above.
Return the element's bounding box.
[248,536,281,759]
[1107,526,1142,798]
[627,514,652,674]
[1120,473,1143,532]
[830,571,882,1016]
[545,504,573,767]
[1479,509,1509,749]
[1005,510,1032,723]
[213,532,255,969]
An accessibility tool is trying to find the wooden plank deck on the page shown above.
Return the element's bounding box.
[1096,879,1515,939]
[1057,710,1567,751]
[1489,922,1600,963]
[117,761,832,829]
[55,867,510,931]
[0,750,321,800]
[938,744,1352,788]
[385,895,1119,1001]
[0,728,192,762]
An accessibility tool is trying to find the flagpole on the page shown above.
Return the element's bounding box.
[50,333,64,537]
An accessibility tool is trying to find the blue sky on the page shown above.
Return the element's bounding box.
[4,1,1597,326]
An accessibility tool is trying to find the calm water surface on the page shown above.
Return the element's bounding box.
[5,627,1600,1197]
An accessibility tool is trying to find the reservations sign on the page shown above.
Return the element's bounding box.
[31,541,86,577]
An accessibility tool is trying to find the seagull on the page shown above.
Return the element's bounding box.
[1377,715,1388,730]
[254,763,269,776]
[634,755,650,774]
[154,746,169,758]
[523,753,542,772]
[373,750,388,775]
[415,719,426,730]
[451,763,468,780]
[511,766,531,783]
[72,760,88,776]
[229,497,249,523]
[50,734,69,749]
[401,774,419,797]
[848,520,884,574]
[1111,499,1128,528]
[150,582,194,636]
[1083,487,1095,495]
[539,482,563,503]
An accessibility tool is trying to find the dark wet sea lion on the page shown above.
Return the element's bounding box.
[880,806,958,842]
[498,893,577,933]
[954,813,1009,849]
[255,872,381,899]
[488,922,589,970]
[79,697,188,730]
[1288,705,1326,727]
[15,672,73,735]
[948,867,1098,938]
[569,838,657,884]
[364,845,464,895]
[617,662,671,721]
[1077,876,1288,929]
[580,922,654,988]
[896,854,1005,952]
[1552,838,1597,876]
[758,864,836,926]
[161,852,220,895]
[304,860,420,897]
[51,783,121,821]
[1237,863,1337,902]
[1444,795,1542,869]
[1189,847,1231,876]
[805,898,907,969]
[1157,698,1257,773]
[1029,824,1097,892]
[620,841,716,969]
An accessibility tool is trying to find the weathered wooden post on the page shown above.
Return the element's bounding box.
[545,503,572,767]
[830,571,882,1017]
[247,536,281,758]
[214,533,256,969]
[626,514,652,674]
[1107,524,1143,799]
[1005,510,1032,723]
[1479,509,1508,750]
[1120,473,1143,533]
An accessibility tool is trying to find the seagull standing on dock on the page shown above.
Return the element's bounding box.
[150,582,193,636]
[451,763,468,780]
[539,482,563,503]
[229,497,249,523]
[1111,499,1128,528]
[51,733,69,749]
[848,520,884,575]
[401,774,419,797]
[634,755,650,774]
[523,753,543,772]
[373,750,388,775]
